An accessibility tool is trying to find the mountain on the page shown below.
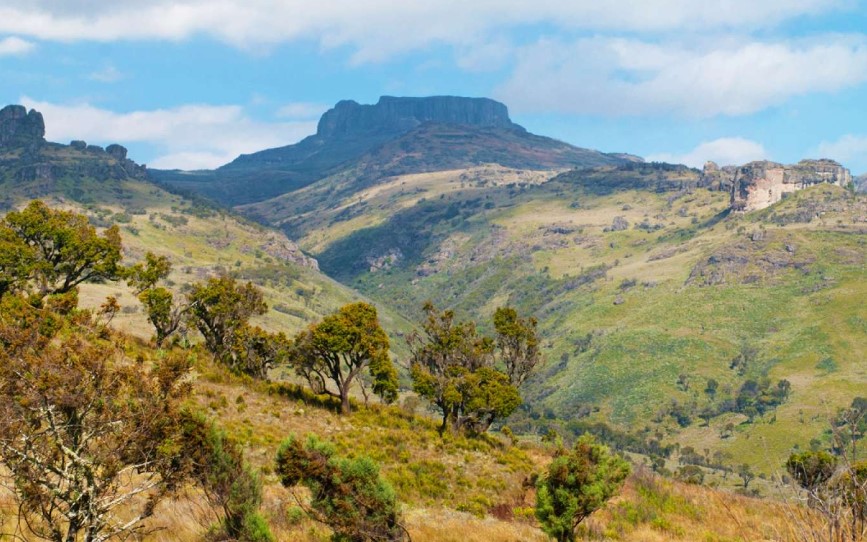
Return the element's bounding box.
[0,104,812,542]
[152,96,637,206]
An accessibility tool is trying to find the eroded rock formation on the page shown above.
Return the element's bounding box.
[702,159,852,212]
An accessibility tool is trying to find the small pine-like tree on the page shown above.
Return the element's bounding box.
[275,435,406,541]
[180,412,273,542]
[535,435,630,542]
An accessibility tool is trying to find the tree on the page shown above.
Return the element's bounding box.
[698,406,715,427]
[187,275,266,356]
[535,435,630,542]
[0,223,35,298]
[290,302,396,414]
[179,412,273,542]
[0,299,194,542]
[493,306,542,387]
[124,252,189,347]
[737,463,755,489]
[408,302,535,434]
[186,276,287,378]
[125,251,172,293]
[834,397,867,457]
[276,435,406,542]
[704,378,719,399]
[786,451,838,492]
[2,200,123,299]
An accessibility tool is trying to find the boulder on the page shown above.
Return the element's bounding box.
[106,144,128,160]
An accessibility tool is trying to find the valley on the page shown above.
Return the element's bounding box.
[1,96,865,541]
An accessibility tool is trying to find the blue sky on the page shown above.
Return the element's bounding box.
[1,1,867,173]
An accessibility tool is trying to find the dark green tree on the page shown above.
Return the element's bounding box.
[290,302,396,414]
[0,223,35,298]
[276,435,406,542]
[2,200,123,298]
[704,378,719,399]
[186,276,287,378]
[535,435,630,542]
[408,302,534,434]
[737,463,755,489]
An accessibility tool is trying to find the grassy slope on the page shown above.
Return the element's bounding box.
[246,162,867,475]
[0,171,416,358]
[0,357,807,541]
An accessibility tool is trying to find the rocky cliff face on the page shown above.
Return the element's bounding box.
[316,96,519,139]
[0,105,45,150]
[0,104,148,191]
[702,159,852,212]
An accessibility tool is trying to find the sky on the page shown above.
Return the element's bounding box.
[1,1,867,173]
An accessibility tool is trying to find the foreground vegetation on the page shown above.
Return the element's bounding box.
[1,188,865,540]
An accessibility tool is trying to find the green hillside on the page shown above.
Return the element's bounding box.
[0,135,415,357]
[248,160,867,473]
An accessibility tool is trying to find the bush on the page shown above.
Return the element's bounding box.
[276,434,406,541]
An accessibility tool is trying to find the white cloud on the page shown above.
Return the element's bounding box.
[0,1,847,59]
[814,134,867,172]
[275,102,328,120]
[0,36,35,56]
[88,65,124,83]
[496,34,867,118]
[647,137,768,167]
[20,97,317,170]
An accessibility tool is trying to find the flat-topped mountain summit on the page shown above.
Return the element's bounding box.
[154,96,636,206]
[316,96,518,138]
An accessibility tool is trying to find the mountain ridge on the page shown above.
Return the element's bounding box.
[152,95,637,206]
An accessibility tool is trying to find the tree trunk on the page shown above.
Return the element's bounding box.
[340,390,351,415]
[439,411,449,435]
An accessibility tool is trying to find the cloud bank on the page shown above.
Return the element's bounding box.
[0,36,35,56]
[496,35,867,118]
[647,137,768,168]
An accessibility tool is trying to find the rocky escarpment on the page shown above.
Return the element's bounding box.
[702,159,852,212]
[316,96,520,139]
[0,104,148,194]
[0,105,45,150]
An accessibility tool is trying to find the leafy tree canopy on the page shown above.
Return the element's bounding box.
[535,435,630,542]
[290,302,396,414]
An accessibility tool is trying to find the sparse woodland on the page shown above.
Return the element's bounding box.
[0,199,865,542]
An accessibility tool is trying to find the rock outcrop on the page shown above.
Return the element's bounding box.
[258,232,319,271]
[316,96,520,139]
[0,105,45,150]
[702,159,852,212]
[0,104,148,190]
